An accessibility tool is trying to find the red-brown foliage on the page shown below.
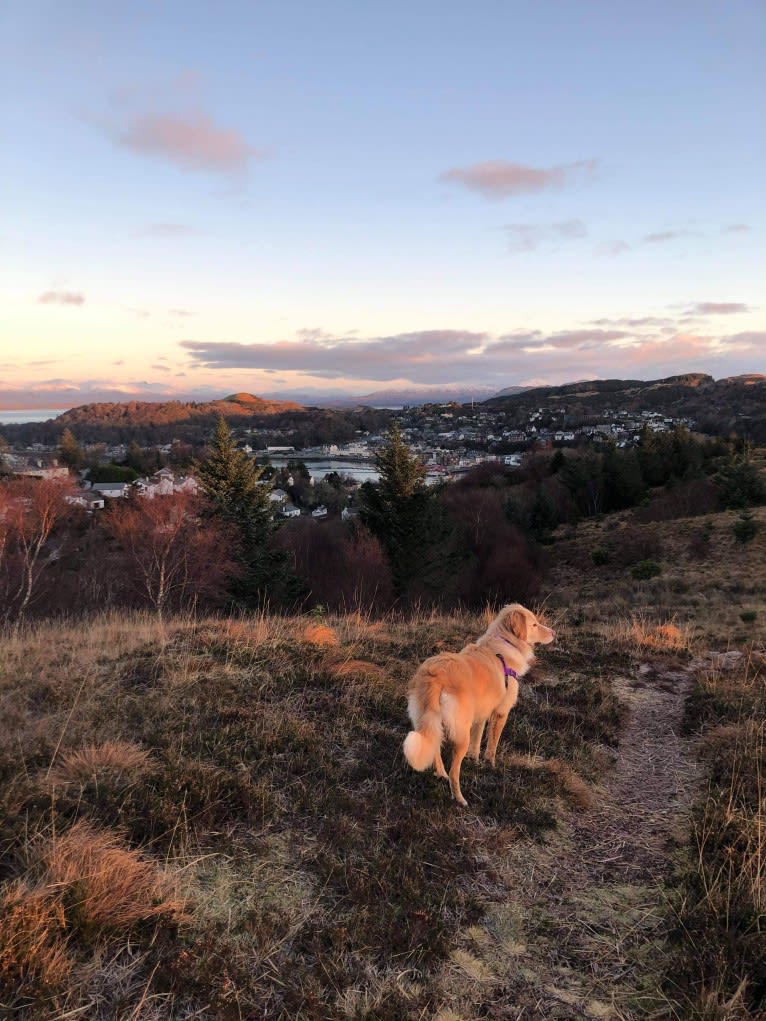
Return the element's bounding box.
[275,519,394,611]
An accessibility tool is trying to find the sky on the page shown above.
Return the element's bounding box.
[1,0,764,408]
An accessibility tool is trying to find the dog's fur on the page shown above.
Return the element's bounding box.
[403,604,555,806]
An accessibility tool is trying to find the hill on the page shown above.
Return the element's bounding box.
[1,503,764,1017]
[56,392,303,430]
[483,372,766,439]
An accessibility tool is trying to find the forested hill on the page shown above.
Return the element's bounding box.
[484,373,766,438]
[56,392,303,428]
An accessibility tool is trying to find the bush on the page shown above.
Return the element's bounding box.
[630,559,662,580]
[740,610,757,623]
[733,510,759,544]
[590,547,610,566]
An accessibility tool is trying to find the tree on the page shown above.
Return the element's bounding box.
[103,491,236,618]
[0,477,75,625]
[714,459,766,510]
[59,428,84,472]
[359,422,449,599]
[196,415,285,605]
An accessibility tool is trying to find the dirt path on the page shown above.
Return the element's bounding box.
[436,665,702,1020]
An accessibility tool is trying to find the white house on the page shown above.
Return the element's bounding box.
[311,505,328,519]
[281,504,301,518]
[91,482,130,498]
[66,491,106,511]
[269,488,288,504]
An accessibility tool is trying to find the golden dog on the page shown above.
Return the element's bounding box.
[403,604,555,806]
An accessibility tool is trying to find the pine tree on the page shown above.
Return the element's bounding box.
[196,416,285,605]
[359,422,448,599]
[59,428,83,472]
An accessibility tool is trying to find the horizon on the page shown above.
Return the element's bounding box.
[3,370,765,420]
[2,1,764,408]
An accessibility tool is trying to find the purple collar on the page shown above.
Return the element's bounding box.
[496,652,518,687]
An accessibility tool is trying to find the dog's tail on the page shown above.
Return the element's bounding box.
[403,667,444,771]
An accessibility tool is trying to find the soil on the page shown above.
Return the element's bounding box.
[434,663,702,1020]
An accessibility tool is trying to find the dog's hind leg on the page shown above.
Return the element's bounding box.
[433,748,448,779]
[468,720,485,760]
[448,731,471,807]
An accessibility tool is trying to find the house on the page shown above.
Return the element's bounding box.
[311,505,328,519]
[281,504,301,518]
[66,491,106,511]
[91,482,130,498]
[341,507,360,521]
[269,488,288,504]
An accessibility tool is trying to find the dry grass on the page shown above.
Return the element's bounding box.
[0,606,623,1017]
[0,881,72,994]
[46,740,153,787]
[605,612,697,655]
[40,820,184,936]
[662,654,766,1019]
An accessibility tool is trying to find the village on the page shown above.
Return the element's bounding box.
[0,400,696,521]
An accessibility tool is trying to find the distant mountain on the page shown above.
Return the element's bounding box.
[56,392,303,429]
[492,385,539,399]
[327,384,500,408]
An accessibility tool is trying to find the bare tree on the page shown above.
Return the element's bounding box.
[103,491,236,619]
[0,477,75,625]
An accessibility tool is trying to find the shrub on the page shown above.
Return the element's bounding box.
[740,610,757,623]
[733,510,759,544]
[590,547,610,566]
[630,559,662,580]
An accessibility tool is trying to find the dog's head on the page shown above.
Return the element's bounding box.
[495,604,555,647]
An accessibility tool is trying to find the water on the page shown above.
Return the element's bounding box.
[0,408,62,425]
[269,458,380,483]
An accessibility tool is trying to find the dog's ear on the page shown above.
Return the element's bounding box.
[504,608,528,641]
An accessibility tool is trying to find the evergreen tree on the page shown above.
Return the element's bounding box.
[126,440,147,474]
[359,422,449,599]
[59,428,84,472]
[197,416,286,605]
[602,442,645,511]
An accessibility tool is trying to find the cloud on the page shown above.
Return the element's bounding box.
[440,158,599,199]
[181,330,489,382]
[118,112,262,175]
[642,229,692,244]
[151,364,171,373]
[691,302,749,315]
[505,219,587,252]
[721,223,751,234]
[592,316,675,328]
[38,291,85,306]
[177,317,763,389]
[597,240,631,257]
[169,308,193,317]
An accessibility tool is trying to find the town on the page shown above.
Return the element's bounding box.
[0,398,697,520]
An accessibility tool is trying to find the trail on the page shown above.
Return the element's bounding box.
[435,664,702,1020]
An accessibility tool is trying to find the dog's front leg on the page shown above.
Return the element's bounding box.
[484,711,509,768]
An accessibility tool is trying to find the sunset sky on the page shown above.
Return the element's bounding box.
[2,0,764,408]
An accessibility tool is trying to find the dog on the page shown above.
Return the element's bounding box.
[403,604,555,806]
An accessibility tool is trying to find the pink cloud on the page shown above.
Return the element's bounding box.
[38,291,85,306]
[440,158,599,199]
[692,302,749,315]
[119,112,262,175]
